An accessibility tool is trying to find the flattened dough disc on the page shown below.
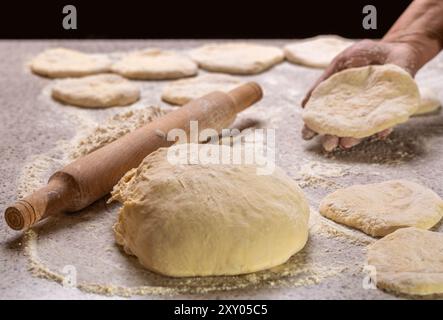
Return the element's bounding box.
[367,228,443,296]
[161,74,244,105]
[319,180,443,237]
[302,64,420,138]
[52,74,140,108]
[111,49,198,80]
[189,43,284,75]
[284,35,354,68]
[414,87,441,115]
[30,48,112,78]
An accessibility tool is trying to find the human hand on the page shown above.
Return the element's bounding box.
[301,39,420,151]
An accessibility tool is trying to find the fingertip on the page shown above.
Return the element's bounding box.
[322,135,339,152]
[301,96,307,108]
[302,125,317,140]
[301,91,312,108]
[339,137,362,149]
[376,128,393,140]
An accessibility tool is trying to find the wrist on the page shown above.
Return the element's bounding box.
[382,31,441,70]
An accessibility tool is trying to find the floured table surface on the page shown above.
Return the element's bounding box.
[1,40,443,299]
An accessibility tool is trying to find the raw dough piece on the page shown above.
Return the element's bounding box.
[284,35,354,68]
[52,74,140,108]
[414,87,441,115]
[110,144,309,277]
[30,48,112,78]
[111,49,198,80]
[189,43,284,75]
[319,180,443,237]
[161,74,244,105]
[367,227,443,296]
[302,64,420,138]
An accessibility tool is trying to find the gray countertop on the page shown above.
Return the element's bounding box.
[1,40,442,300]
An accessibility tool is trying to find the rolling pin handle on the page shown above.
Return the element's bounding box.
[4,172,80,230]
[4,201,36,231]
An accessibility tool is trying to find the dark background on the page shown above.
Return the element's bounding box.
[0,0,412,39]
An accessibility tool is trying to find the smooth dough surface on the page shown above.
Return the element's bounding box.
[319,180,443,237]
[110,144,310,277]
[51,74,140,108]
[302,64,420,138]
[414,87,441,115]
[111,49,198,80]
[284,35,354,68]
[189,43,284,75]
[30,48,112,78]
[367,227,443,296]
[161,73,244,105]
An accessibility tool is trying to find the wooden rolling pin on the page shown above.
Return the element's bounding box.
[5,82,263,231]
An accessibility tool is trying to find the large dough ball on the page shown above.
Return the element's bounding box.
[302,64,420,138]
[110,145,309,277]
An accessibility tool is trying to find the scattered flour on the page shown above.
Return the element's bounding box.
[16,140,71,198]
[295,161,351,188]
[23,220,347,296]
[71,107,166,159]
